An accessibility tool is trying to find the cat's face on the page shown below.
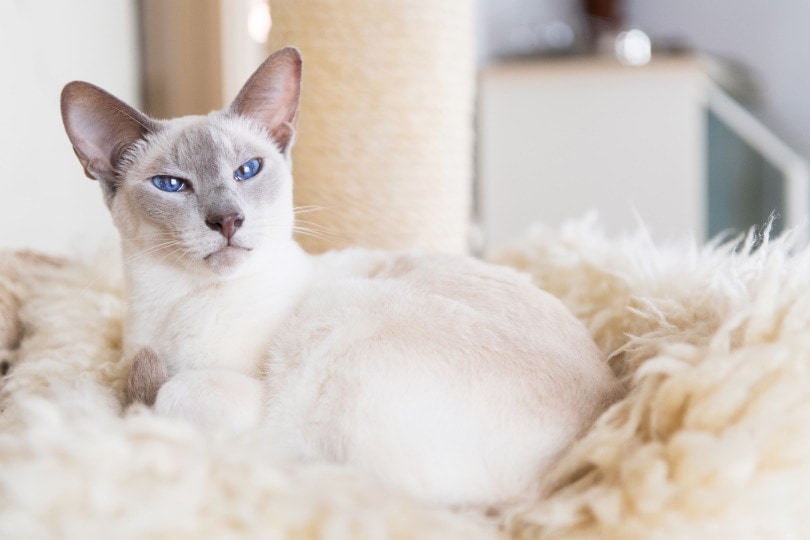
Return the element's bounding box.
[60,47,302,276]
[112,113,294,274]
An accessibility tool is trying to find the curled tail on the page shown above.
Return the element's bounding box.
[125,348,168,406]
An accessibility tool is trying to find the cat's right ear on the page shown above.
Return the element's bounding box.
[229,47,302,157]
[61,82,157,199]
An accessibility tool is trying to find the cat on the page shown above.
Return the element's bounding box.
[60,46,621,507]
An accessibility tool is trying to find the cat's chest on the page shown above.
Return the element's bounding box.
[126,263,310,376]
[156,282,280,375]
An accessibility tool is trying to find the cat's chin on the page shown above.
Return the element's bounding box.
[203,245,253,273]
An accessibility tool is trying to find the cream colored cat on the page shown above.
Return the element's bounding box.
[60,47,620,507]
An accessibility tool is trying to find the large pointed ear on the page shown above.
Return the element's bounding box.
[229,46,302,156]
[61,82,157,197]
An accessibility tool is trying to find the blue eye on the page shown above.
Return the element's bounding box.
[234,158,262,181]
[152,176,187,192]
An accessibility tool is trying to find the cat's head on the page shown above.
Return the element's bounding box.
[61,47,302,276]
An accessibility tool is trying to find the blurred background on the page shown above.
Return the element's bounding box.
[0,0,807,256]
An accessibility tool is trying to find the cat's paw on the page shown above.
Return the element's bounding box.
[153,368,263,435]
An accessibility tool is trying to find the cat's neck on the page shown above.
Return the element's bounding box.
[120,238,313,358]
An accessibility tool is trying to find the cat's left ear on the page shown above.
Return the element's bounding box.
[229,46,302,157]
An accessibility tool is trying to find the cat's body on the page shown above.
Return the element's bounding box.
[61,47,621,507]
[261,248,616,504]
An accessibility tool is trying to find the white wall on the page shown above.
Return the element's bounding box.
[0,1,140,255]
[479,58,708,250]
[627,0,810,160]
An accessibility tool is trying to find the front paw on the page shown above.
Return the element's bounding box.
[153,368,263,435]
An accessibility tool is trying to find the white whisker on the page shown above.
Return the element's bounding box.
[293,205,334,216]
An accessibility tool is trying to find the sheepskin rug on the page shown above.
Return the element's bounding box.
[2,217,810,539]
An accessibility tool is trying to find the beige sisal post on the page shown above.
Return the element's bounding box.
[268,1,475,254]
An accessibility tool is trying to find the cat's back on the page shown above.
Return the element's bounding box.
[295,248,606,385]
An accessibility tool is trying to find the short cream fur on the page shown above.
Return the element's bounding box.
[2,217,809,538]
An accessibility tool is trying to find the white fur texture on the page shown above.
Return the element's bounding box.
[493,217,810,538]
[3,216,810,538]
[154,368,264,434]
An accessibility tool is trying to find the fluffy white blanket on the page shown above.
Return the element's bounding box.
[1,218,808,539]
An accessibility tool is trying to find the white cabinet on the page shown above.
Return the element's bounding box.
[478,56,710,251]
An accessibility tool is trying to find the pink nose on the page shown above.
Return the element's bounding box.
[205,212,244,240]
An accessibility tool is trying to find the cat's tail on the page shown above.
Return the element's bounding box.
[125,348,168,407]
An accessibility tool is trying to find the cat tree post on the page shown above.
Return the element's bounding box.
[268,0,475,254]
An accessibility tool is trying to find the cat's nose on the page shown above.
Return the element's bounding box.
[206,212,244,240]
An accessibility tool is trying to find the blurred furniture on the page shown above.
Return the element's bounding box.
[141,0,224,117]
[477,54,809,251]
[140,0,268,117]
